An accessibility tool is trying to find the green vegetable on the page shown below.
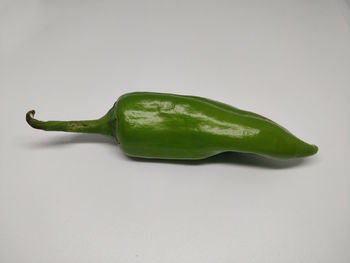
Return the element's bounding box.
[26,92,318,159]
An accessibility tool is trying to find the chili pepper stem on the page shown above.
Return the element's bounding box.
[26,110,113,137]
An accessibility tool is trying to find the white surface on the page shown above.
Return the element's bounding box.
[1,1,350,262]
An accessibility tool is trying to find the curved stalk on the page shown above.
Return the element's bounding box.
[26,110,113,137]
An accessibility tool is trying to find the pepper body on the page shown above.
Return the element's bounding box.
[26,92,318,160]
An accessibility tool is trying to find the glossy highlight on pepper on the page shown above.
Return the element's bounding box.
[26,92,318,160]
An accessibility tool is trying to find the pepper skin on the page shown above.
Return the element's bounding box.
[26,92,318,160]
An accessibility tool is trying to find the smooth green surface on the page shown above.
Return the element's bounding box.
[26,92,318,160]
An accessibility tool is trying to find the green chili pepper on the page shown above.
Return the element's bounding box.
[26,92,318,160]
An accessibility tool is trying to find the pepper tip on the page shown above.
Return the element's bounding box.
[311,144,318,155]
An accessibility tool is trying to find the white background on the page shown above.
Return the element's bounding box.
[1,1,349,262]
